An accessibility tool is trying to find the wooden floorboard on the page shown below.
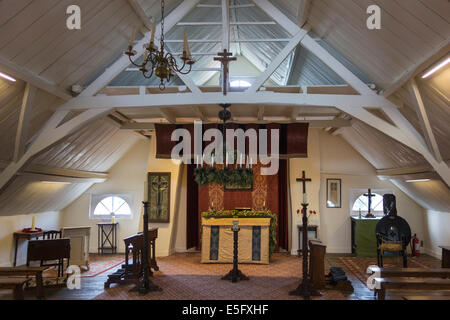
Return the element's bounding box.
[0,253,441,300]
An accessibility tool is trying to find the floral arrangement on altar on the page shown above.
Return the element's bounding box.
[202,209,277,258]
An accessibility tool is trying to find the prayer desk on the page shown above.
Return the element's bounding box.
[201,217,271,264]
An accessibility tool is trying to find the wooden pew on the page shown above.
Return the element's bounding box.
[375,277,450,300]
[368,266,450,279]
[0,267,46,299]
[0,278,30,300]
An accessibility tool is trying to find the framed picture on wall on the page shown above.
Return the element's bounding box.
[326,178,341,208]
[148,172,171,223]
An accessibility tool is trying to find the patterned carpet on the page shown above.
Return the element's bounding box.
[94,253,353,300]
[339,255,441,288]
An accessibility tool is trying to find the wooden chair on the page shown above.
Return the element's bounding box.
[42,230,62,240]
[27,239,70,278]
[376,233,408,267]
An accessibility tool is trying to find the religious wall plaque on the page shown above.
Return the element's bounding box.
[326,178,341,208]
[148,172,171,223]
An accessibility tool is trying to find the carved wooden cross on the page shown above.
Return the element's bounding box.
[214,49,236,95]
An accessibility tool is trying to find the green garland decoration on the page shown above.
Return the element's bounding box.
[202,210,277,258]
[194,166,254,188]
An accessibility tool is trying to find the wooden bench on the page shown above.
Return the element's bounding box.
[368,266,450,279]
[0,267,46,299]
[375,277,450,300]
[0,278,30,300]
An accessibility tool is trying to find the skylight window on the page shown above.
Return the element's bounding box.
[230,80,251,88]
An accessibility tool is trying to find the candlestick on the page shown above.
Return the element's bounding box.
[129,27,136,48]
[302,192,308,204]
[144,181,148,202]
[31,216,36,231]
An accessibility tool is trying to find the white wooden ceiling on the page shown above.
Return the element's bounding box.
[0,0,449,214]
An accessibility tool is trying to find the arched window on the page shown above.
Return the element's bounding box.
[91,194,132,219]
[230,80,252,88]
[350,190,393,217]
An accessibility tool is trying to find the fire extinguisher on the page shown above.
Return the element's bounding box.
[411,234,420,257]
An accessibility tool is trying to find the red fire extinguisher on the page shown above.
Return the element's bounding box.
[411,234,420,257]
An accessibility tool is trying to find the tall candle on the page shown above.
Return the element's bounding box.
[143,181,148,202]
[129,27,136,48]
[31,216,36,230]
[183,30,192,58]
[226,153,229,166]
[183,30,188,55]
[303,192,308,204]
[150,22,156,45]
[240,154,243,167]
[211,155,214,166]
[111,216,116,224]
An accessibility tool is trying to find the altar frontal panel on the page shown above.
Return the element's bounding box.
[201,218,270,264]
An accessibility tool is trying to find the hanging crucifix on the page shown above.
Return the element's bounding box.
[363,188,376,218]
[289,170,321,299]
[214,49,236,95]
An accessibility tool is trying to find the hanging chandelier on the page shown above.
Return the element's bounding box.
[193,104,254,188]
[125,0,195,90]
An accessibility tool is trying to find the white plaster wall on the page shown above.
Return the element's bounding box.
[317,131,425,253]
[62,138,149,254]
[0,211,61,266]
[423,210,450,259]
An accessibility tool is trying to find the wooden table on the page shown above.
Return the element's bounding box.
[13,231,44,267]
[0,267,46,299]
[97,222,118,254]
[439,246,450,268]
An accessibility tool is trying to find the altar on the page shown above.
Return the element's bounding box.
[201,216,271,265]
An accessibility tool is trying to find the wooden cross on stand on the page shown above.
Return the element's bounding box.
[363,188,376,218]
[214,49,236,95]
[290,170,321,299]
[297,170,312,204]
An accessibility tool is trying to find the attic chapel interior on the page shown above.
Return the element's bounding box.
[0,0,449,302]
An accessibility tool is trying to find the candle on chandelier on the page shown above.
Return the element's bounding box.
[150,22,156,45]
[183,30,192,59]
[129,27,136,48]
